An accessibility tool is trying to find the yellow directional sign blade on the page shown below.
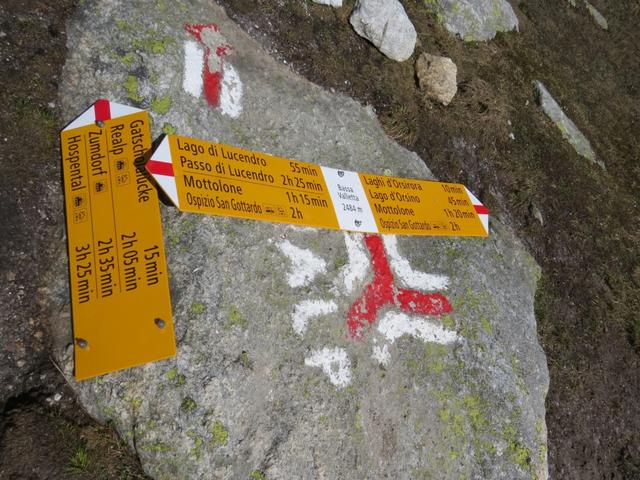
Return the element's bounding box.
[147,135,489,237]
[60,100,175,380]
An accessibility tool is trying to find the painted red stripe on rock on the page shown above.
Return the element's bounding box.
[347,235,452,339]
[146,160,174,177]
[94,99,111,122]
[474,204,489,215]
[185,23,233,108]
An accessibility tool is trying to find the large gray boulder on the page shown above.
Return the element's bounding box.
[52,1,549,478]
[350,0,417,62]
[426,0,519,42]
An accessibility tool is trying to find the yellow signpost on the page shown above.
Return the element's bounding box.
[60,100,175,380]
[147,135,489,237]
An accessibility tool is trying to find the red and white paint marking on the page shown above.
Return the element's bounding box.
[285,232,458,388]
[183,23,243,118]
[64,99,140,130]
[347,235,452,339]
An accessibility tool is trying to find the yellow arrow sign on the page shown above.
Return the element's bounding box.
[60,100,175,380]
[147,135,489,237]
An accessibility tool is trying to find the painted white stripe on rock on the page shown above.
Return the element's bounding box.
[383,236,449,291]
[183,40,203,98]
[277,240,327,288]
[292,300,337,335]
[219,63,243,118]
[341,232,369,294]
[305,347,352,388]
[377,311,458,345]
[371,343,391,366]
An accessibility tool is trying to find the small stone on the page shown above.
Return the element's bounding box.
[16,360,26,368]
[632,266,640,287]
[415,53,457,106]
[53,393,62,402]
[350,0,416,62]
[530,203,544,226]
[585,2,608,30]
[533,81,604,168]
[312,0,342,7]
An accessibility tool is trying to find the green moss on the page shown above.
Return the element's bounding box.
[210,420,229,447]
[186,430,204,459]
[480,315,493,334]
[151,95,171,114]
[115,19,131,30]
[143,442,170,453]
[132,35,174,54]
[124,75,143,103]
[181,396,197,413]
[239,351,251,368]
[120,52,136,67]
[190,302,206,314]
[102,406,117,418]
[442,314,456,330]
[249,471,268,480]
[166,368,186,387]
[225,306,247,330]
[162,122,177,135]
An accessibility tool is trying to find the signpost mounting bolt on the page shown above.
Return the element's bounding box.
[76,338,89,349]
[154,318,166,329]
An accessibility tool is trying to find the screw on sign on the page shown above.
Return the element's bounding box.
[347,234,452,339]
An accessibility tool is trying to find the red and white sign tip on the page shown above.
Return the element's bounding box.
[63,99,142,131]
[146,136,181,208]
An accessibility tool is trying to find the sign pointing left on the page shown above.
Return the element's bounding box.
[60,99,176,380]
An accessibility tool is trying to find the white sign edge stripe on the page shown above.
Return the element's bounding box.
[464,187,489,234]
[149,136,180,208]
[63,100,144,131]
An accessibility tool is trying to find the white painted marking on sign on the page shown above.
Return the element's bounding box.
[377,311,458,345]
[277,240,327,288]
[183,40,204,98]
[305,347,352,388]
[292,299,337,335]
[219,63,243,118]
[341,232,369,294]
[383,235,449,291]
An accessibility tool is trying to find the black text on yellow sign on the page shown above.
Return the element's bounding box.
[60,100,175,380]
[147,134,489,237]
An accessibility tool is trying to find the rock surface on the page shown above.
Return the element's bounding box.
[585,2,608,30]
[533,81,603,169]
[52,1,549,478]
[313,0,343,7]
[415,53,458,105]
[426,0,519,42]
[350,0,416,62]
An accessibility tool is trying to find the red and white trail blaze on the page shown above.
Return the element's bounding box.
[347,234,452,339]
[280,232,459,388]
[184,23,233,108]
